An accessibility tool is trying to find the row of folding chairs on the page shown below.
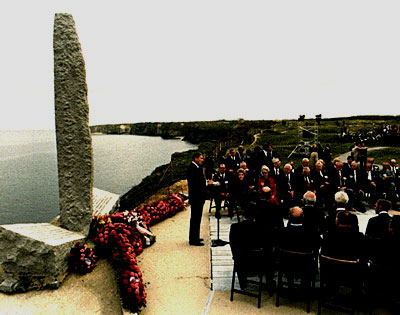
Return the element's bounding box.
[231,247,397,314]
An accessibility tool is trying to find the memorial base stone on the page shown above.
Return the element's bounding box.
[0,223,85,293]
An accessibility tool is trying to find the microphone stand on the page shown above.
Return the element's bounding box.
[211,209,229,247]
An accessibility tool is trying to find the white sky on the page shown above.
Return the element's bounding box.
[1,1,400,130]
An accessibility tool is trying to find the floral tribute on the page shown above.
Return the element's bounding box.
[68,242,98,273]
[88,193,186,313]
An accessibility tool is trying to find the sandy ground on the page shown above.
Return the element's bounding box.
[130,206,211,315]
[0,182,212,315]
[0,258,122,315]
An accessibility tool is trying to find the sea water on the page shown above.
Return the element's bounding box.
[0,130,196,225]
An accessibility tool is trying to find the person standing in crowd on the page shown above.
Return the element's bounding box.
[204,151,215,180]
[225,148,240,175]
[235,145,245,161]
[211,163,232,218]
[262,144,279,171]
[309,144,319,169]
[323,143,332,166]
[187,152,208,246]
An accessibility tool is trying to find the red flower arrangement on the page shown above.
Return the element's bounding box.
[68,242,98,273]
[87,193,186,313]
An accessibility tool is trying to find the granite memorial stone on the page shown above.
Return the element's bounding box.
[53,13,93,235]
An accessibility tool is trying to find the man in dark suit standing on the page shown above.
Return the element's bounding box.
[187,152,207,246]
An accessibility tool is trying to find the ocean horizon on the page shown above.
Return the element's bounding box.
[0,130,196,225]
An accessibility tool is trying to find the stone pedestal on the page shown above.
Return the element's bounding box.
[0,223,85,293]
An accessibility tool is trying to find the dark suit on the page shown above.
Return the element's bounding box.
[324,209,359,233]
[321,226,365,261]
[310,168,331,208]
[278,172,296,217]
[360,168,379,204]
[225,155,240,173]
[365,212,391,238]
[229,220,271,289]
[187,161,207,243]
[302,204,325,235]
[211,171,232,217]
[329,168,346,192]
[278,223,321,254]
[344,168,365,212]
[294,174,313,203]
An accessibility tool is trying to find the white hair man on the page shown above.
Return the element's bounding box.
[324,191,359,233]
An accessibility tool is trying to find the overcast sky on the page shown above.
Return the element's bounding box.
[1,1,400,130]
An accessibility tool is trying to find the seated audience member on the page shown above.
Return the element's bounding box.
[229,209,271,289]
[255,165,282,229]
[295,158,310,177]
[294,166,313,203]
[390,159,400,199]
[321,210,365,262]
[342,155,353,174]
[360,162,379,205]
[230,168,253,215]
[344,161,366,212]
[378,162,397,209]
[365,199,392,239]
[311,160,330,209]
[366,216,400,300]
[302,191,325,235]
[324,191,359,233]
[210,163,232,218]
[278,206,321,254]
[367,157,380,172]
[257,165,278,205]
[239,160,256,189]
[278,163,296,218]
[329,161,346,194]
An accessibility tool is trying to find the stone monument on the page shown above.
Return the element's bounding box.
[53,13,93,235]
[0,13,93,293]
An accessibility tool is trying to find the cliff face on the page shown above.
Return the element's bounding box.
[90,120,256,143]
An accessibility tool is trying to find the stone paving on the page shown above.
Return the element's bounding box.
[208,204,376,292]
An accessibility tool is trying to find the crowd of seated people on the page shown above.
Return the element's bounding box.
[229,189,400,308]
[215,143,400,309]
[207,144,400,221]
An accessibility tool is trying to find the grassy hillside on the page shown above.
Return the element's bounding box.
[112,116,400,210]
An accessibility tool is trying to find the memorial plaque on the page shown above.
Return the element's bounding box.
[2,223,85,246]
[92,188,120,218]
